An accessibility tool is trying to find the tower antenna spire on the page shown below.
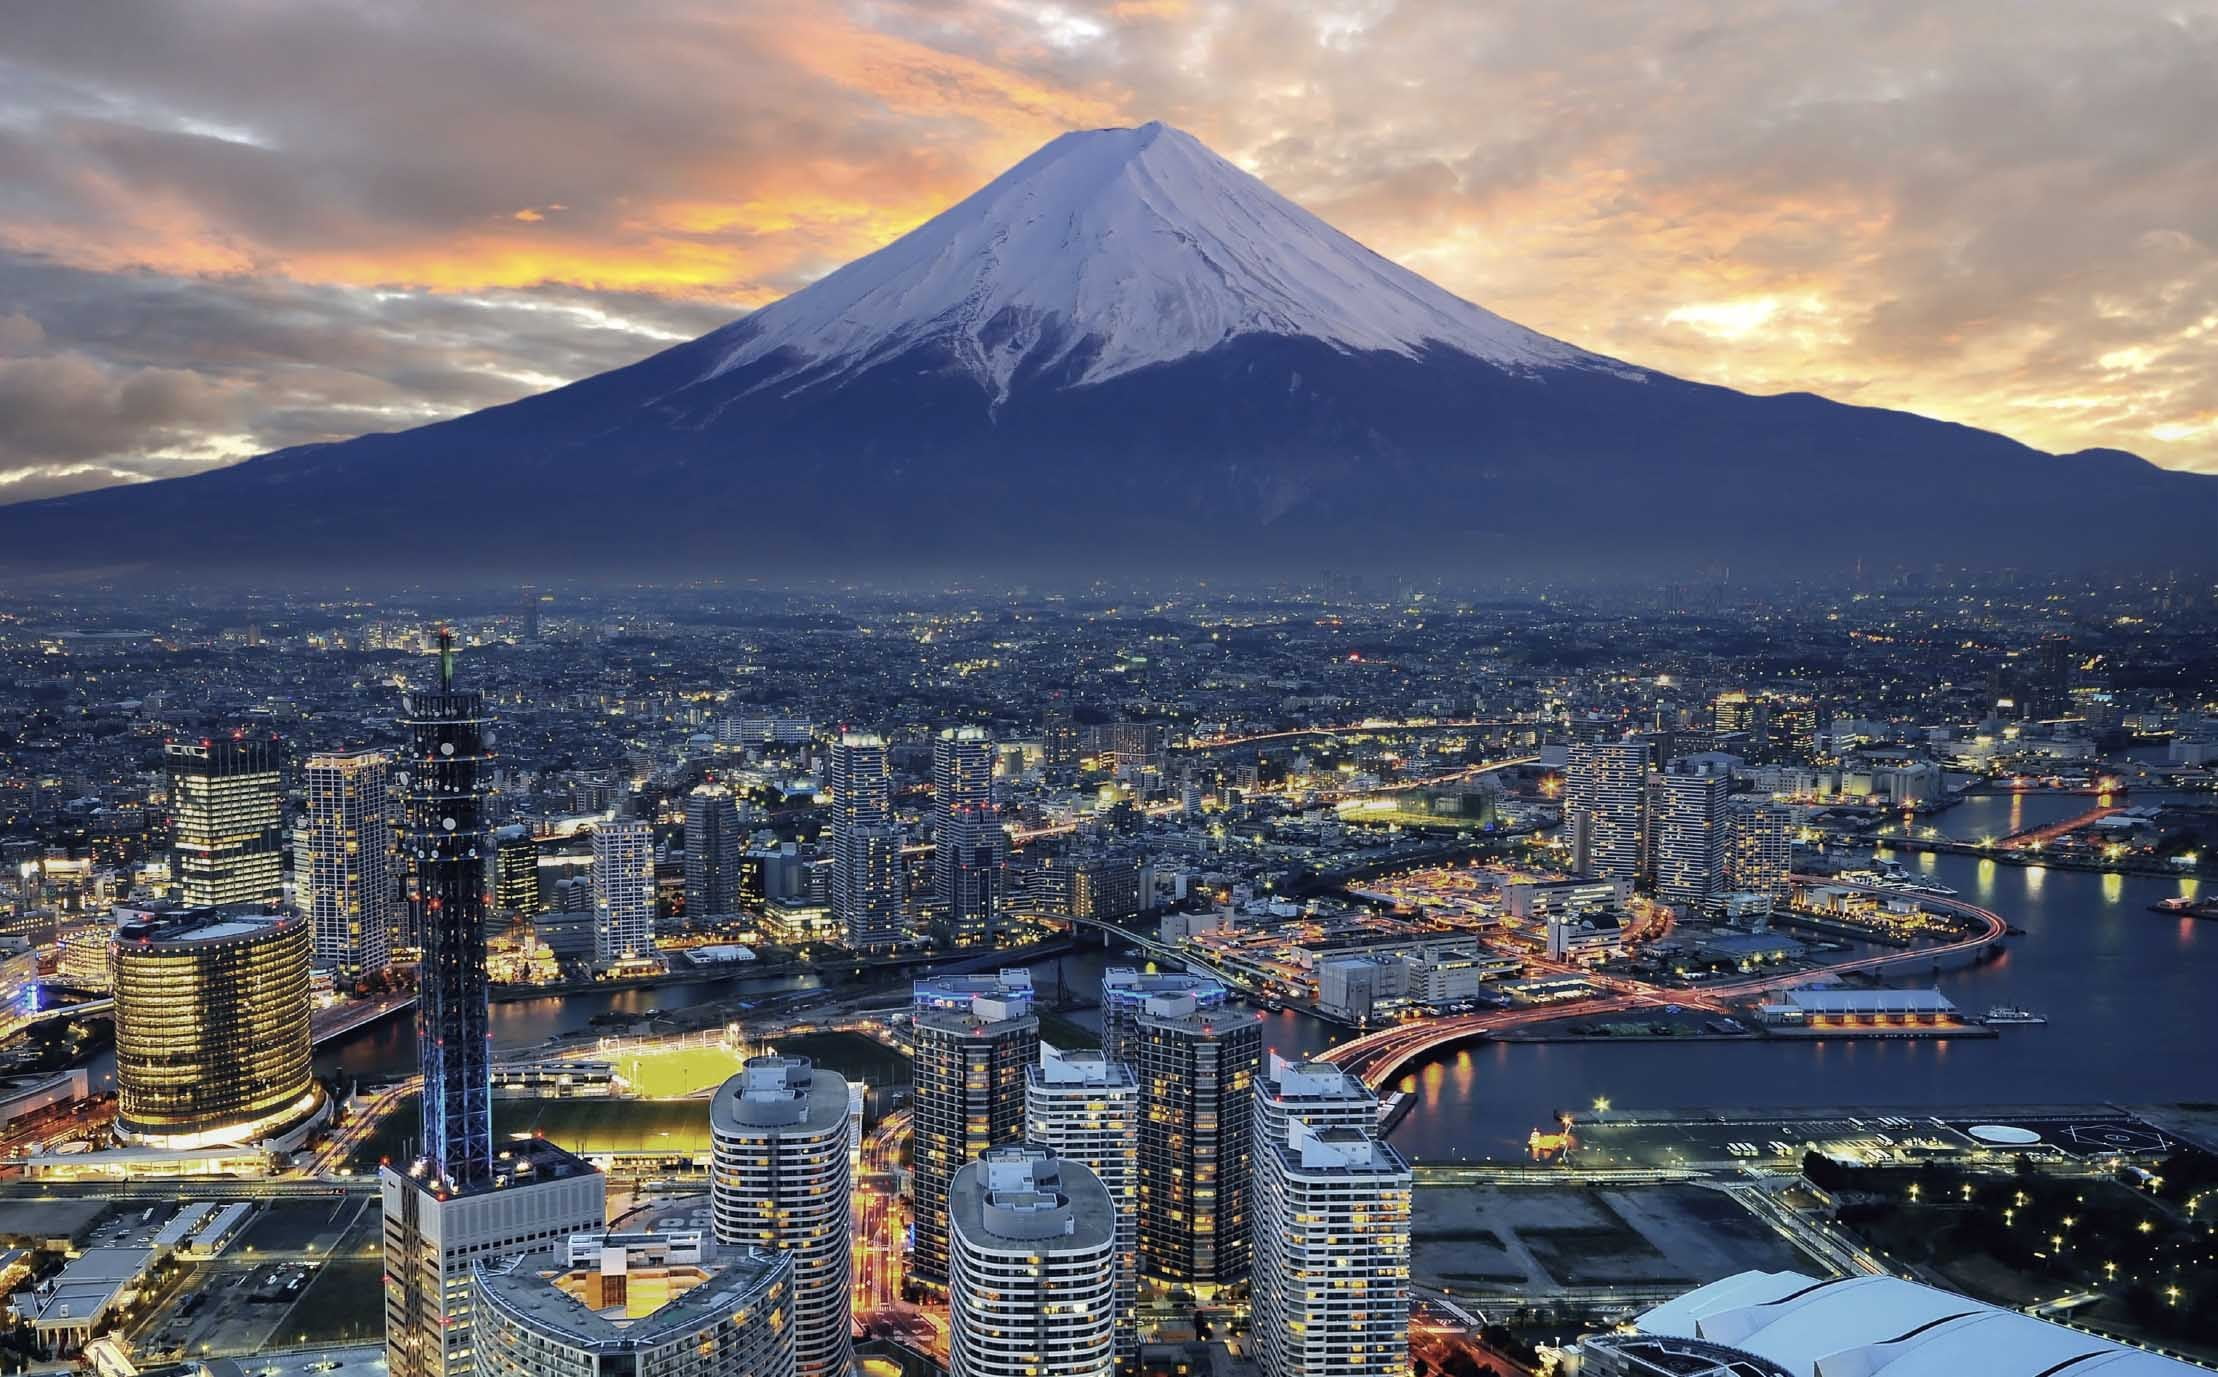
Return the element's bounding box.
[438,627,455,689]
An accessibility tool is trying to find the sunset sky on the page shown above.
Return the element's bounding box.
[2,0,2214,503]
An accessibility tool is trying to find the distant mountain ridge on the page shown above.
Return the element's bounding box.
[3,121,2209,576]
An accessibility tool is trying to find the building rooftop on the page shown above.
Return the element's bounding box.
[709,1054,849,1132]
[112,908,297,948]
[1638,1271,2204,1376]
[1030,1044,1136,1088]
[951,1146,1115,1249]
[474,1240,789,1353]
[407,1135,599,1202]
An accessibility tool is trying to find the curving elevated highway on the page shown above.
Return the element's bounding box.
[1325,877,2010,1090]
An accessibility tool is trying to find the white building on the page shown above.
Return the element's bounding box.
[1317,954,1410,1023]
[948,1146,1116,1377]
[589,820,655,965]
[708,1056,853,1377]
[300,748,397,978]
[381,1141,606,1377]
[1627,1269,2205,1376]
[1251,1119,1412,1377]
[932,726,1006,948]
[1024,1047,1139,1362]
[1729,802,1795,905]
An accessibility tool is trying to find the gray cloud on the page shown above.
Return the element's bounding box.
[0,0,2210,501]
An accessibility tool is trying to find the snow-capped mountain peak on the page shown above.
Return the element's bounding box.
[702,121,1617,401]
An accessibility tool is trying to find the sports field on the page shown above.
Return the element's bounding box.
[610,1041,752,1098]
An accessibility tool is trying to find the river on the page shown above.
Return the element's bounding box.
[312,787,2215,1164]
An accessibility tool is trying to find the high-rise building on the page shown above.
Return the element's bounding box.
[1654,768,1732,914]
[591,820,655,965]
[1251,1119,1412,1377]
[1040,700,1081,780]
[829,733,903,951]
[472,1230,793,1377]
[932,727,1005,948]
[384,636,604,1377]
[709,1056,853,1377]
[948,1146,1116,1377]
[1130,993,1262,1289]
[166,735,283,909]
[1025,1046,1139,1361]
[1099,967,1226,1067]
[301,749,396,979]
[910,973,1039,1289]
[1728,801,1795,904]
[1566,739,1648,883]
[492,825,540,915]
[685,785,743,919]
[109,908,323,1149]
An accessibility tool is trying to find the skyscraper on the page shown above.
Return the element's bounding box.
[910,973,1039,1289]
[932,726,1005,948]
[948,1147,1116,1377]
[1099,967,1227,1067]
[829,733,903,951]
[1729,801,1795,905]
[109,908,322,1149]
[1251,1120,1412,1377]
[591,820,655,965]
[166,734,283,909]
[1565,739,1647,883]
[301,748,396,979]
[1131,992,1263,1289]
[685,784,743,919]
[384,635,604,1377]
[709,1056,853,1377]
[1654,768,1732,914]
[1025,1046,1139,1362]
[492,825,539,915]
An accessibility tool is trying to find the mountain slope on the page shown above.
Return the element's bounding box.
[2,122,2209,577]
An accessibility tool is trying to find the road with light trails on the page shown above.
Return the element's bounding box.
[1326,877,2010,1089]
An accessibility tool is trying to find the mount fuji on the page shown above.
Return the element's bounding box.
[4,121,2208,576]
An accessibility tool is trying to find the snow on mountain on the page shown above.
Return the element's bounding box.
[702,121,1626,402]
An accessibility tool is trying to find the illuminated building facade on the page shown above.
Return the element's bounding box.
[1252,1120,1412,1377]
[829,733,903,951]
[948,1147,1116,1377]
[301,749,396,979]
[493,826,540,915]
[932,726,1005,947]
[1728,802,1794,904]
[1098,967,1226,1068]
[910,975,1039,1289]
[590,820,654,965]
[1131,993,1262,1288]
[1654,768,1731,914]
[383,637,606,1377]
[472,1232,794,1377]
[709,1056,852,1377]
[166,735,283,909]
[1025,1046,1138,1361]
[109,908,322,1149]
[1566,739,1648,883]
[684,785,743,919]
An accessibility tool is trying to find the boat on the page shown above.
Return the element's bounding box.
[2152,897,2218,920]
[1981,1005,2048,1026]
[1899,880,1960,897]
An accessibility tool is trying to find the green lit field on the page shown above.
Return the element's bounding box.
[609,1041,752,1098]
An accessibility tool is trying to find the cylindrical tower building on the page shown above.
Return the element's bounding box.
[710,1055,853,1377]
[949,1146,1115,1377]
[110,908,321,1149]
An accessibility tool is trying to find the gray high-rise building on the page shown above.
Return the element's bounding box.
[910,973,1039,1290]
[1252,1120,1411,1377]
[1654,768,1732,914]
[685,784,743,919]
[1130,992,1262,1290]
[932,726,1005,948]
[1729,800,1795,905]
[829,733,903,951]
[1566,738,1648,883]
